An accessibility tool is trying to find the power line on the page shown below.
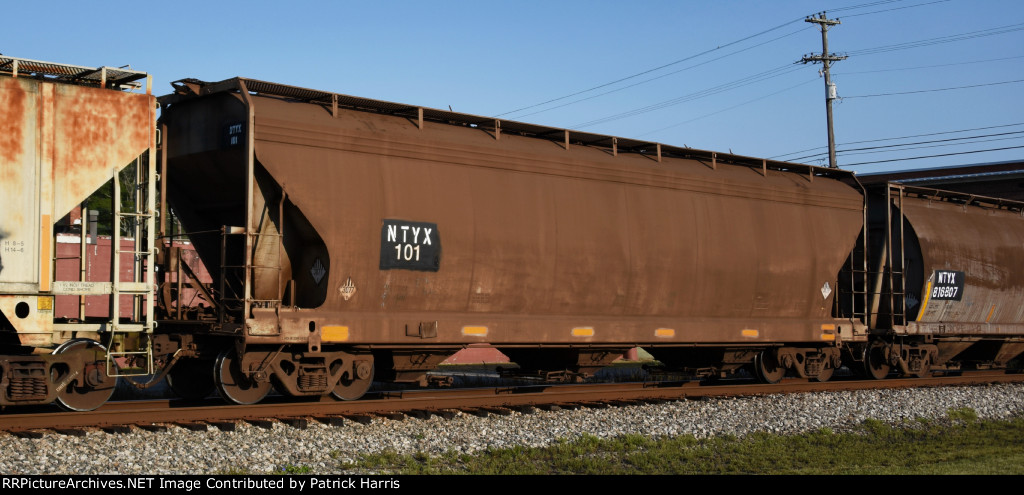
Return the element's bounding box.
[842,145,1024,166]
[771,122,1024,159]
[788,130,1024,162]
[570,65,803,129]
[637,78,818,138]
[834,54,1024,75]
[569,23,1024,135]
[638,21,1024,144]
[495,1,1016,156]
[497,1,925,118]
[842,122,1024,145]
[847,22,1024,57]
[844,78,1024,98]
[839,134,1024,157]
[496,18,805,117]
[840,0,952,18]
[840,130,1024,153]
[827,0,905,13]
[508,26,810,120]
[549,11,1020,132]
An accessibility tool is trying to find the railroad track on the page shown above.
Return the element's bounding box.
[3,371,1022,436]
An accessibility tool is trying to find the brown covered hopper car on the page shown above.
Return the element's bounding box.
[857,183,1024,379]
[155,77,873,403]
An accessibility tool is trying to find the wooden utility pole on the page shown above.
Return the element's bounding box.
[801,12,847,168]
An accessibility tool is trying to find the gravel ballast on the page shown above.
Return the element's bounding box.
[2,383,1022,475]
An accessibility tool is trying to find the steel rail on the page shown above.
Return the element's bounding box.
[1,371,1021,434]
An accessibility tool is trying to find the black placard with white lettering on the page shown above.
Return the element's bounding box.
[930,270,964,301]
[225,122,244,147]
[380,220,441,271]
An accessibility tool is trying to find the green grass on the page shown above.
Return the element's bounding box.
[333,411,1024,475]
[947,406,980,423]
[276,465,314,475]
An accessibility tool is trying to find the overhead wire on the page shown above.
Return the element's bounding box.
[497,1,914,118]
[788,130,1024,162]
[847,22,1024,56]
[823,0,906,13]
[833,54,1024,75]
[495,0,1018,167]
[771,123,1024,160]
[509,26,810,121]
[844,78,1024,98]
[570,64,804,129]
[839,134,1024,157]
[570,21,1024,130]
[637,78,819,138]
[839,0,952,18]
[842,145,1024,166]
[786,17,1024,167]
[495,17,806,118]
[558,2,1003,135]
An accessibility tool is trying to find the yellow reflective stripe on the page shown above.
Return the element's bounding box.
[916,281,933,322]
[322,325,349,342]
[462,326,488,336]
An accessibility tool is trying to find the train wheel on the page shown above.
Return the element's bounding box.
[331,357,374,401]
[52,339,117,412]
[167,359,216,400]
[811,364,834,382]
[864,342,891,380]
[214,350,270,405]
[754,350,786,384]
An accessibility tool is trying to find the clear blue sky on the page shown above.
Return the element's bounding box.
[4,0,1023,174]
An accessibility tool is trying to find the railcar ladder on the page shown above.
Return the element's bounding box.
[106,153,156,376]
[837,224,870,323]
[835,182,870,326]
[218,192,287,324]
[887,184,909,326]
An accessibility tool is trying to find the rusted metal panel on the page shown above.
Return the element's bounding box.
[0,75,153,292]
[902,195,1024,333]
[51,83,153,218]
[162,79,865,346]
[0,77,41,289]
